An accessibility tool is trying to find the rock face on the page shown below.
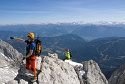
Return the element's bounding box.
[6,53,108,84]
[82,60,108,84]
[38,55,80,84]
[109,64,125,84]
[0,40,23,83]
[11,53,80,84]
[0,40,23,66]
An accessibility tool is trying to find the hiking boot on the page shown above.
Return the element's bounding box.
[37,70,42,76]
[31,76,37,82]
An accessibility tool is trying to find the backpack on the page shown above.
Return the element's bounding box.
[34,38,42,56]
[70,52,72,58]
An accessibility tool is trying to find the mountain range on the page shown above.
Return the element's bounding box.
[1,22,125,41]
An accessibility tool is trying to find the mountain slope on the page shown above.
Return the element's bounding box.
[109,64,125,84]
[0,24,69,37]
[0,40,23,83]
[0,30,27,40]
[42,34,85,48]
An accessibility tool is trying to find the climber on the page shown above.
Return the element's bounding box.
[10,32,37,82]
[63,48,72,61]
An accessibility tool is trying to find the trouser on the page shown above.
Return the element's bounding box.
[26,56,36,72]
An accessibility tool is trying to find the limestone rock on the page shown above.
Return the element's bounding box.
[7,80,18,84]
[0,40,23,67]
[82,60,108,84]
[38,56,80,84]
[0,40,23,83]
[109,64,125,84]
[48,53,58,59]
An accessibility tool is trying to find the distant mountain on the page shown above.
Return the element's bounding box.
[0,24,73,37]
[71,25,125,40]
[42,34,85,48]
[77,21,125,26]
[0,30,27,40]
[1,23,125,40]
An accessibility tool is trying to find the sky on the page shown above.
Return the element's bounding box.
[0,0,125,25]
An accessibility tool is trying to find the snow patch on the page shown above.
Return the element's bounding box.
[65,60,83,67]
[64,60,85,76]
[80,70,85,76]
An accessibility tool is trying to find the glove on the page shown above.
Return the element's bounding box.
[10,37,15,39]
[23,57,26,60]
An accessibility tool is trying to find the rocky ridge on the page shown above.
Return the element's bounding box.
[6,53,108,84]
[0,40,108,84]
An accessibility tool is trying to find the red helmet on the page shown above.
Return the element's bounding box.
[66,48,69,52]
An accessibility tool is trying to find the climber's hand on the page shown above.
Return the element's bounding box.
[10,37,15,39]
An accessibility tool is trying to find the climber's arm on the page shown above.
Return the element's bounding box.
[14,38,25,42]
[10,37,25,42]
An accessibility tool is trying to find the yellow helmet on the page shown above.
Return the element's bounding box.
[27,32,34,39]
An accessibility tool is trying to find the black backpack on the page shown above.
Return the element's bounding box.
[34,38,42,56]
[70,52,72,58]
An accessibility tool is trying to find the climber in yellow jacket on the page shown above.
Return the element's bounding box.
[63,48,72,61]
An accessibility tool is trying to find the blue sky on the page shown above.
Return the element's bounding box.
[0,0,125,24]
